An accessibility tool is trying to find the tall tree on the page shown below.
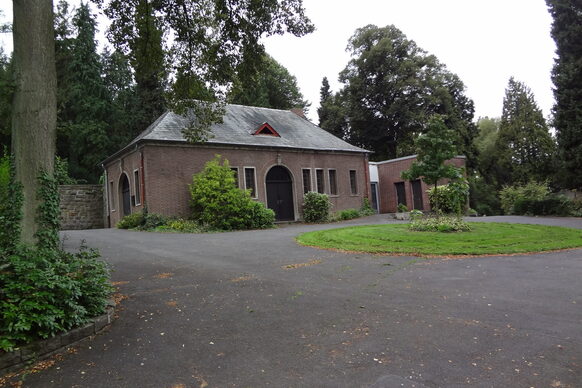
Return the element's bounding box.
[495,78,556,186]
[334,25,476,163]
[546,0,582,189]
[58,2,111,182]
[12,0,58,244]
[94,0,314,140]
[228,54,308,111]
[317,77,348,139]
[0,48,13,150]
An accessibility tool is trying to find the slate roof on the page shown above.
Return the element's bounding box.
[104,104,368,164]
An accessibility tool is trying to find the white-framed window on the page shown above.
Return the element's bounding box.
[230,167,239,188]
[315,168,325,194]
[109,181,115,211]
[349,170,358,195]
[302,168,312,194]
[244,167,257,198]
[133,169,141,206]
[328,169,338,196]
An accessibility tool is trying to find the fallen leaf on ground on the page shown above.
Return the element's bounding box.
[283,259,322,270]
[153,272,174,279]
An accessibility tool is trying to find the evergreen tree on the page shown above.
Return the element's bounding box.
[59,2,112,182]
[228,54,308,111]
[317,78,348,139]
[546,0,582,189]
[0,48,13,150]
[317,77,331,126]
[101,48,141,148]
[495,78,556,186]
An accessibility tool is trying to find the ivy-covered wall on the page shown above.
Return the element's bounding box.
[59,185,104,230]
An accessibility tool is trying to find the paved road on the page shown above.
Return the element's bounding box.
[12,216,582,387]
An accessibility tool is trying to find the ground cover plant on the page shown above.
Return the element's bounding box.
[0,155,112,352]
[296,223,582,256]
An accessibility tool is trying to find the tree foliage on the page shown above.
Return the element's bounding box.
[546,0,582,189]
[56,2,112,182]
[94,0,315,139]
[228,54,308,111]
[401,116,463,212]
[317,77,347,139]
[494,78,556,186]
[321,25,477,164]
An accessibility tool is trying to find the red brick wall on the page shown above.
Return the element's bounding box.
[104,143,369,226]
[375,156,466,213]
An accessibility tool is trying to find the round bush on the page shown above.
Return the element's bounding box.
[302,191,331,223]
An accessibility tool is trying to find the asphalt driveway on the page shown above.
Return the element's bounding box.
[10,215,582,387]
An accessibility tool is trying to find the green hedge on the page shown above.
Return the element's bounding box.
[513,197,573,216]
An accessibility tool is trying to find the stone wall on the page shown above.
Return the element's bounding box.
[59,184,104,230]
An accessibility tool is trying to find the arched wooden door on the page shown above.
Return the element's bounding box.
[120,174,131,216]
[266,166,294,221]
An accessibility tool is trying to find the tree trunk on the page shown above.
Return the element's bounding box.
[11,0,57,245]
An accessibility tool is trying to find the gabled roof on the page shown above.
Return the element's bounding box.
[104,104,368,164]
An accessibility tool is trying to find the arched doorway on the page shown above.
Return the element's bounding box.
[266,166,294,221]
[119,174,131,216]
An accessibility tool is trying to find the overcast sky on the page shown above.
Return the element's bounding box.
[0,0,557,123]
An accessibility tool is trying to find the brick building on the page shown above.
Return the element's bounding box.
[369,155,466,214]
[102,104,370,226]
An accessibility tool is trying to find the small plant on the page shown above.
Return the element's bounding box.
[410,209,423,220]
[116,212,144,229]
[334,209,361,221]
[409,215,472,232]
[397,203,408,213]
[360,198,375,216]
[302,191,331,223]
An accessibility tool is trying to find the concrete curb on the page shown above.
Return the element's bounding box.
[0,300,115,375]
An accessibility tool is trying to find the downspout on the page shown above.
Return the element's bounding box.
[102,164,110,228]
[140,148,146,207]
[363,153,370,200]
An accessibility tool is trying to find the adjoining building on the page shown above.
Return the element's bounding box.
[102,104,370,226]
[369,155,466,214]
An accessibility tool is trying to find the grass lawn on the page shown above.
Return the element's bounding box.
[296,223,582,256]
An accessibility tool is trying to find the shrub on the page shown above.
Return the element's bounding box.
[189,156,274,230]
[164,219,203,233]
[0,245,112,351]
[0,165,111,352]
[468,176,501,216]
[513,196,573,216]
[499,181,550,214]
[409,215,472,233]
[302,191,331,223]
[428,180,469,215]
[360,198,375,216]
[140,212,169,230]
[410,209,423,220]
[397,203,408,213]
[334,209,361,221]
[116,212,144,229]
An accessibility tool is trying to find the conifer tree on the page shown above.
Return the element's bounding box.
[495,78,556,186]
[546,0,582,189]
